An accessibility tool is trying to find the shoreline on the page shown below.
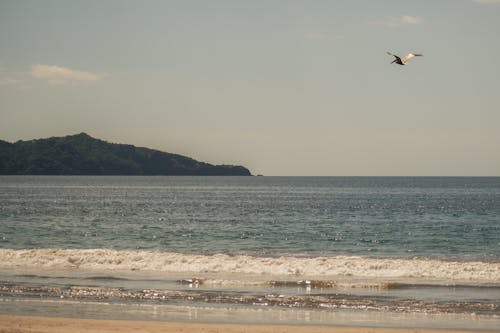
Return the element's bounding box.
[1,315,497,333]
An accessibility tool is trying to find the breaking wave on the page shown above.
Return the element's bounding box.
[1,248,499,283]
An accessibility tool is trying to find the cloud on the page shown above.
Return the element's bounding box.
[400,16,424,25]
[30,64,107,84]
[473,0,500,3]
[383,15,424,28]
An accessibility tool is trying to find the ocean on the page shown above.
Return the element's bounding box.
[0,176,499,330]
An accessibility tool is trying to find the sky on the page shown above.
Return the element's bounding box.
[1,0,499,176]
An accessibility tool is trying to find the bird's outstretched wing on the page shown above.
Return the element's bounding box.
[402,53,423,63]
[387,51,403,64]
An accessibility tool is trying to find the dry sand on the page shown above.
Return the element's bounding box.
[0,315,496,333]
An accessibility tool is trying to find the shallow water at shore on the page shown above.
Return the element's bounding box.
[0,265,499,330]
[1,298,499,331]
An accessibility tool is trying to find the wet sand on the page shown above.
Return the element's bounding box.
[0,315,496,333]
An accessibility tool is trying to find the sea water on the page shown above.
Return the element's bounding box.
[0,176,499,329]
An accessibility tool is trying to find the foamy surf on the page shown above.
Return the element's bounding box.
[1,248,499,283]
[1,283,498,316]
[181,278,412,290]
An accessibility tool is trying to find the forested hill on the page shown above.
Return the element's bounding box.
[0,133,251,176]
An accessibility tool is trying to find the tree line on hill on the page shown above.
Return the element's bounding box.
[0,133,251,176]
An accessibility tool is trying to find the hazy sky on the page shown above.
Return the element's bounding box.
[1,0,499,176]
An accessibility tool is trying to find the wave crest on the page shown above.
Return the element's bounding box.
[1,248,498,282]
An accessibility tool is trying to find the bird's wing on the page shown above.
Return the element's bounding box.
[402,53,422,63]
[387,52,403,63]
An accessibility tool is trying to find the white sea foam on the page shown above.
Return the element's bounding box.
[1,248,499,283]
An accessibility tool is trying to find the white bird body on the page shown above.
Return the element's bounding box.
[387,52,423,65]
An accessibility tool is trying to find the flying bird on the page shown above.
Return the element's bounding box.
[387,52,423,65]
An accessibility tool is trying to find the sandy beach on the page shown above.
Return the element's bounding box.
[0,315,497,333]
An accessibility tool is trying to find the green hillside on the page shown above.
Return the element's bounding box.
[0,133,251,176]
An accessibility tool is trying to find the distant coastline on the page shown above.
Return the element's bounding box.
[0,133,251,176]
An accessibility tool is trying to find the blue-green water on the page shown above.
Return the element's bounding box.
[1,176,499,259]
[0,176,499,329]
